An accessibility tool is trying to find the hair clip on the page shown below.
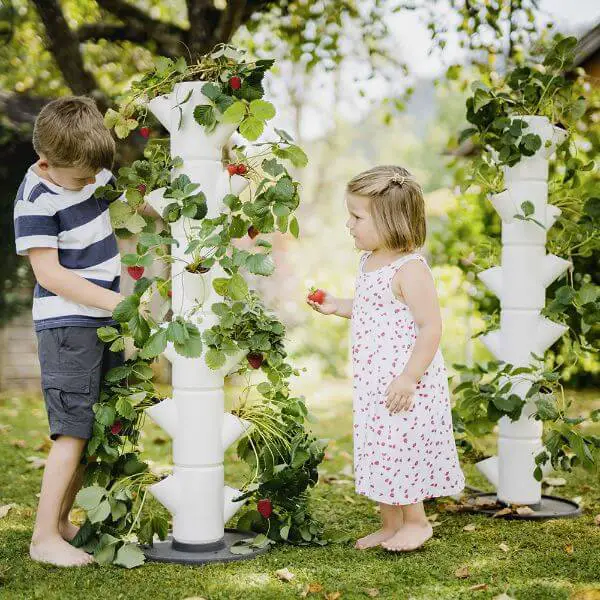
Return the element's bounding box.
[390,173,405,186]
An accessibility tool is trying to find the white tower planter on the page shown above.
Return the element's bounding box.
[140,82,262,562]
[476,116,571,508]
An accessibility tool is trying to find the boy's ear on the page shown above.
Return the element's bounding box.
[37,157,50,171]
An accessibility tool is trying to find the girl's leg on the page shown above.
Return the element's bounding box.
[355,502,403,549]
[381,501,432,552]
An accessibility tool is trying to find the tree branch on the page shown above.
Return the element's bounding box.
[30,0,103,104]
[185,0,220,58]
[215,0,247,43]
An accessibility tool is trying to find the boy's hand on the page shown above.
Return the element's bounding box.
[386,373,417,414]
[306,289,339,315]
[110,293,126,313]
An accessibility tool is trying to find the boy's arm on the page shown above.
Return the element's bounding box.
[29,248,123,313]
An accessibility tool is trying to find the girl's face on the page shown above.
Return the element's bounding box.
[345,193,382,251]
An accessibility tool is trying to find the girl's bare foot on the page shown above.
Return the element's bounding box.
[355,528,398,550]
[382,522,433,552]
[59,520,80,542]
[30,536,94,566]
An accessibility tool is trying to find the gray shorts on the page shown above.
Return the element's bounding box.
[36,326,124,440]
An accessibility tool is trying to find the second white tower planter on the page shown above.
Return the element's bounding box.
[476,116,573,509]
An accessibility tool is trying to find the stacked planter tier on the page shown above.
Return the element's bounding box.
[473,116,579,518]
[141,82,266,563]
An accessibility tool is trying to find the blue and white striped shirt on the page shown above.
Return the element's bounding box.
[13,165,121,332]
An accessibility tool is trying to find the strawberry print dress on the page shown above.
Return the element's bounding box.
[351,252,465,505]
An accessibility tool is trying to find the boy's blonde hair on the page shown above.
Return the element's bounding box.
[33,96,115,171]
[347,165,426,252]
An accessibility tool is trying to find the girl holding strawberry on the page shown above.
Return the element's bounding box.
[307,165,464,552]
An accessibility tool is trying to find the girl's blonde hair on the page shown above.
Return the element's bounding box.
[33,96,115,171]
[346,165,426,252]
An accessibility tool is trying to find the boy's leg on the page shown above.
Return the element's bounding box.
[58,463,85,541]
[381,501,433,552]
[30,435,94,566]
[355,502,403,549]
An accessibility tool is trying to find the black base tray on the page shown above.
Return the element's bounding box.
[143,529,269,565]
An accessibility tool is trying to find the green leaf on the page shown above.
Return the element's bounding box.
[76,486,106,511]
[88,499,111,524]
[110,500,128,521]
[289,217,299,238]
[239,116,264,141]
[113,296,139,323]
[105,364,132,382]
[249,100,275,120]
[246,253,275,276]
[94,540,117,565]
[222,101,247,124]
[521,201,535,217]
[115,397,136,420]
[174,324,203,358]
[97,326,119,343]
[262,158,285,177]
[228,273,249,300]
[95,405,116,426]
[139,329,168,359]
[193,105,216,129]
[205,348,226,370]
[201,82,221,101]
[114,543,146,569]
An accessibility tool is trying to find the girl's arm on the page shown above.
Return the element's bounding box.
[306,293,353,319]
[395,260,443,382]
[386,260,442,414]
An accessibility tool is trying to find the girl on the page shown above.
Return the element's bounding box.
[307,165,464,552]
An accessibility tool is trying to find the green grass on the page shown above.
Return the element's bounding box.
[1,381,599,600]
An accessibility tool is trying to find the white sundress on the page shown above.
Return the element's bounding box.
[351,252,465,505]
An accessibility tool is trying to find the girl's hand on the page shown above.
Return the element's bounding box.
[386,373,417,414]
[306,289,338,315]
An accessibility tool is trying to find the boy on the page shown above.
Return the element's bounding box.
[13,96,124,566]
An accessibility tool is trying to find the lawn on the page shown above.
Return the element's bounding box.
[0,380,599,600]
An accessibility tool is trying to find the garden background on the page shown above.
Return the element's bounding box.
[0,1,599,598]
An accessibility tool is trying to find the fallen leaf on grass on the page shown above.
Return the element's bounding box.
[492,508,513,518]
[343,495,356,504]
[515,506,535,516]
[34,437,52,453]
[463,524,477,532]
[0,424,11,433]
[565,543,574,555]
[431,521,443,528]
[543,477,566,487]
[182,597,207,600]
[365,589,380,597]
[455,566,470,579]
[498,542,509,553]
[300,583,323,596]
[26,456,46,469]
[10,439,26,448]
[493,594,516,600]
[325,593,342,600]
[469,584,488,591]
[427,513,439,522]
[0,504,16,519]
[594,514,600,526]
[275,568,295,582]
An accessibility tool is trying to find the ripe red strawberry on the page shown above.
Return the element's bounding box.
[257,498,272,519]
[236,164,248,175]
[307,288,325,304]
[167,290,173,298]
[110,421,123,435]
[227,164,238,176]
[229,76,242,90]
[139,127,151,139]
[248,226,259,239]
[247,352,263,369]
[127,266,145,280]
[137,183,147,194]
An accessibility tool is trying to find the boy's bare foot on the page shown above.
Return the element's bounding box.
[59,520,80,542]
[381,522,433,552]
[355,528,398,550]
[30,536,94,566]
